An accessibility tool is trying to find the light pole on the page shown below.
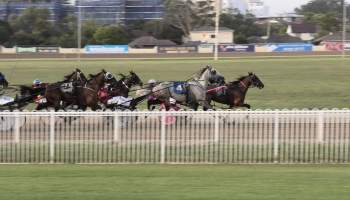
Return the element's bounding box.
[343,0,347,58]
[77,0,82,62]
[214,0,221,61]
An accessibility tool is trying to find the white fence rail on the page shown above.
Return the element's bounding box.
[0,110,350,164]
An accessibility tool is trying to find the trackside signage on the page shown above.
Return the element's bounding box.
[85,45,129,54]
[218,44,255,52]
[268,43,313,52]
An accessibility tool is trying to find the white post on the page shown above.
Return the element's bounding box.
[343,0,347,58]
[113,112,120,143]
[14,112,20,143]
[214,113,219,143]
[49,112,55,164]
[318,111,324,143]
[160,111,166,163]
[77,0,82,62]
[214,0,221,61]
[273,113,279,163]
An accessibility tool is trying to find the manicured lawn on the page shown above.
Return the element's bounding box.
[0,165,349,200]
[0,57,349,109]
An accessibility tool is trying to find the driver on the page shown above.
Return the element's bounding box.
[148,79,157,89]
[32,79,42,88]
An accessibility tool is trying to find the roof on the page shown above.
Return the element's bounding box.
[128,36,176,48]
[315,32,350,42]
[290,23,316,34]
[191,26,233,32]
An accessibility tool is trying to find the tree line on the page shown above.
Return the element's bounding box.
[0,0,347,47]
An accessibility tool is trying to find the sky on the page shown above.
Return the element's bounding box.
[263,0,311,15]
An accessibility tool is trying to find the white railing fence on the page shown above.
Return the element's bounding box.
[0,110,350,164]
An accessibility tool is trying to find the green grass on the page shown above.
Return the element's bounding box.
[1,57,350,109]
[0,165,350,200]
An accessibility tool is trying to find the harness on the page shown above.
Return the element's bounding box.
[240,81,248,89]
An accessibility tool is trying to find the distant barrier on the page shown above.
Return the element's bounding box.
[0,110,350,164]
[0,44,337,55]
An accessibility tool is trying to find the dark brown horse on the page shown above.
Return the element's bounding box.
[110,71,143,97]
[207,73,264,109]
[77,69,108,110]
[42,69,88,110]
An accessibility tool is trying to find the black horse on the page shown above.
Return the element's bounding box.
[101,71,144,109]
[206,72,264,109]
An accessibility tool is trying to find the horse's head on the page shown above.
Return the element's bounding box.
[127,71,143,87]
[64,69,87,85]
[88,70,109,88]
[197,65,224,86]
[248,72,264,89]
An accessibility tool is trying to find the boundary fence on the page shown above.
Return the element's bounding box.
[0,110,349,164]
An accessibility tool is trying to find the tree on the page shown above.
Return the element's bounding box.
[0,20,12,47]
[56,14,77,48]
[295,0,348,34]
[9,7,57,45]
[220,12,264,44]
[82,21,99,46]
[164,0,215,37]
[93,26,130,44]
[142,20,184,43]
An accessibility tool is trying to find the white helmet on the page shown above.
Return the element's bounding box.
[169,97,176,104]
[148,79,156,84]
[33,79,41,85]
[105,72,114,80]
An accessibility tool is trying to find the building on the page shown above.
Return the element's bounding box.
[222,0,248,14]
[76,0,164,25]
[187,26,234,44]
[76,0,125,25]
[286,23,317,41]
[0,0,66,22]
[125,0,164,23]
[247,0,269,17]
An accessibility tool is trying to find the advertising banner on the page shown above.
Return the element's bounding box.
[218,44,255,52]
[37,46,59,53]
[16,47,37,53]
[268,43,313,52]
[158,46,197,53]
[85,45,129,54]
[324,42,350,51]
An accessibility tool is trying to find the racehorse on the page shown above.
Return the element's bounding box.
[151,65,225,110]
[206,72,264,109]
[99,71,143,105]
[110,71,143,97]
[41,68,88,110]
[76,69,109,110]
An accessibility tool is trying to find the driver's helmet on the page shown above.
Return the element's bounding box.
[148,79,157,85]
[33,79,42,86]
[169,97,176,104]
[105,72,114,80]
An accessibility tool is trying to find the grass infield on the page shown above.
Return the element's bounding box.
[0,165,350,200]
[0,57,349,109]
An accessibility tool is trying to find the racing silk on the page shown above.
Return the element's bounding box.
[98,87,109,104]
[0,73,5,81]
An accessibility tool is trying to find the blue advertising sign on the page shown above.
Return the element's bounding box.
[268,43,313,52]
[85,45,128,54]
[218,44,255,52]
